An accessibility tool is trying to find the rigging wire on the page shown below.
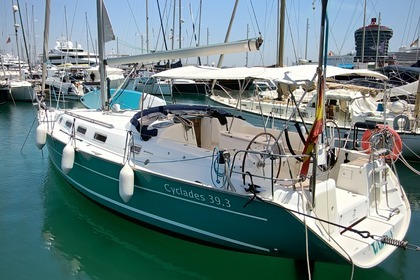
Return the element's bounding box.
[153,0,170,54]
[326,2,340,55]
[286,7,299,64]
[126,0,142,37]
[68,0,78,40]
[249,0,262,36]
[188,2,201,65]
[250,0,277,66]
[401,0,415,46]
[246,0,266,65]
[156,0,168,51]
[291,0,302,59]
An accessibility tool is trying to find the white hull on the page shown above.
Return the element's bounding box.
[9,81,36,102]
[45,78,84,100]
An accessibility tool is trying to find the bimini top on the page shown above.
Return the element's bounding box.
[153,65,388,86]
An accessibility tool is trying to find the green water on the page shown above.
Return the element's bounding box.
[0,102,419,280]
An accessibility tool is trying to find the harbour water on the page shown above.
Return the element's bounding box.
[1,101,419,280]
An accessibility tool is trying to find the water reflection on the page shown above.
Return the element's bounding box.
[395,161,420,210]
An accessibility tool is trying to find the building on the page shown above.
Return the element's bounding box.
[354,18,393,65]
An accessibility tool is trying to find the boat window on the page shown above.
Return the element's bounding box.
[65,120,73,128]
[77,126,87,135]
[93,133,107,143]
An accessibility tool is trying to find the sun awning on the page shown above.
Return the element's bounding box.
[152,65,388,86]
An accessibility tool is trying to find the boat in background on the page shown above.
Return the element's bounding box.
[1,70,36,102]
[390,38,420,67]
[162,64,420,159]
[172,79,209,94]
[133,76,172,95]
[48,38,99,66]
[132,75,209,96]
[44,77,84,101]
[0,53,29,70]
[80,88,166,110]
[8,80,36,102]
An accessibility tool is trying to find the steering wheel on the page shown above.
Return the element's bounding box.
[241,132,282,184]
[319,120,341,171]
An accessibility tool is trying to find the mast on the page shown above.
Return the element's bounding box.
[85,12,90,65]
[12,3,21,79]
[414,74,420,130]
[278,0,285,67]
[305,18,309,60]
[31,5,36,67]
[299,0,328,180]
[146,0,149,53]
[41,0,50,102]
[361,0,366,63]
[198,0,202,47]
[171,0,176,50]
[178,0,182,49]
[24,2,31,67]
[172,0,176,50]
[16,0,31,74]
[276,0,286,99]
[96,0,107,110]
[216,0,239,68]
[375,12,381,68]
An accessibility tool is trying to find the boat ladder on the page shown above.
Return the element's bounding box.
[370,148,400,220]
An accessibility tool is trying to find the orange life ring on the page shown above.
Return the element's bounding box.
[361,124,402,160]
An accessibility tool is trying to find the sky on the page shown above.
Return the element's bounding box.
[1,0,419,67]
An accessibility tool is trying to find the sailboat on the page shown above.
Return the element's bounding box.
[205,64,420,159]
[36,0,412,269]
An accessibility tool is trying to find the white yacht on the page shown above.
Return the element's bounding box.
[48,38,99,66]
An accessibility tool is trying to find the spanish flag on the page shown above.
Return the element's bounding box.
[300,75,325,177]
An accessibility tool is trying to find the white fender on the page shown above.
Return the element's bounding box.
[111,103,121,112]
[61,143,75,175]
[36,123,47,149]
[119,162,134,203]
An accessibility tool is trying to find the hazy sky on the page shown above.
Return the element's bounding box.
[1,0,419,67]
